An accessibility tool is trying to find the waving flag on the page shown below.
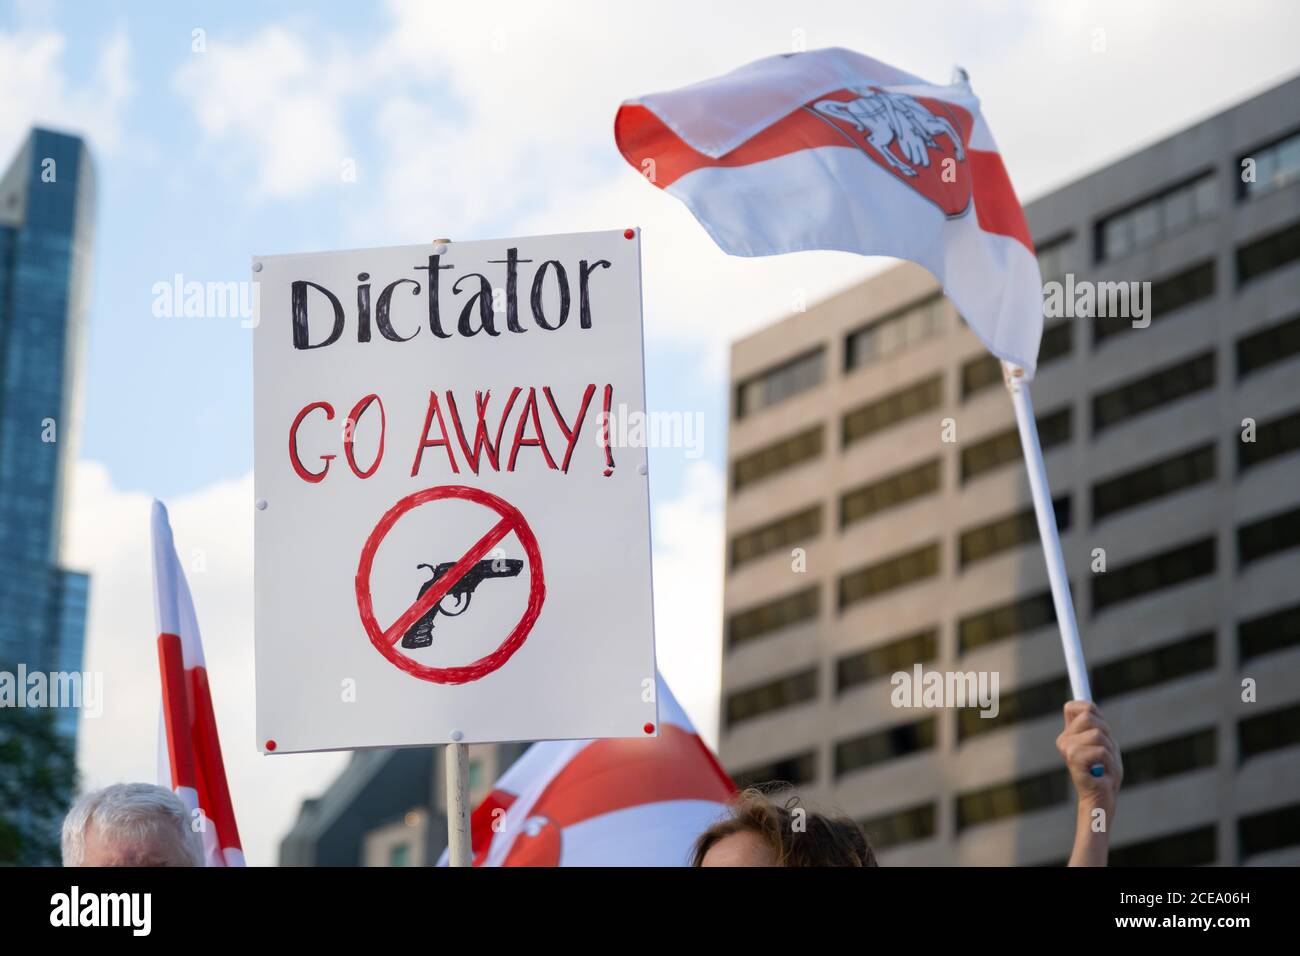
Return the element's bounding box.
[615,47,1043,374]
[444,676,733,866]
[617,47,1100,767]
[151,500,244,867]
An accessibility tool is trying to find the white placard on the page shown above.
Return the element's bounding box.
[253,229,657,753]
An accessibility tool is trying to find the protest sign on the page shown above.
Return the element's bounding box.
[253,230,657,753]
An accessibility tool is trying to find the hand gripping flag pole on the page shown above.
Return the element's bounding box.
[1003,362,1103,777]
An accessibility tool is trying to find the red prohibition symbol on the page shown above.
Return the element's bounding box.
[355,485,545,684]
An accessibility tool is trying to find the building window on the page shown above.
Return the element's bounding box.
[725,668,818,730]
[958,497,1071,569]
[840,459,941,529]
[730,504,822,570]
[860,802,937,851]
[842,375,943,449]
[958,729,1214,832]
[956,768,1068,831]
[1091,537,1215,612]
[1237,504,1300,567]
[1091,351,1215,436]
[1039,320,1074,365]
[961,322,1073,401]
[1092,631,1216,699]
[1237,218,1300,286]
[1109,825,1216,867]
[844,294,947,371]
[834,717,936,778]
[1237,313,1300,379]
[957,675,1070,742]
[838,542,940,611]
[961,354,1002,400]
[727,585,820,650]
[735,347,826,419]
[388,843,411,867]
[958,589,1056,654]
[1035,234,1072,281]
[731,750,817,789]
[1238,801,1300,859]
[836,627,938,695]
[1093,260,1215,345]
[1237,406,1300,472]
[1095,173,1216,262]
[956,632,1215,742]
[1238,602,1300,663]
[732,424,824,492]
[1122,728,1217,788]
[1240,129,1300,200]
[1238,702,1300,762]
[1091,443,1216,524]
[960,407,1072,483]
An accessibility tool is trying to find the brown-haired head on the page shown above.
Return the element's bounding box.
[692,787,878,867]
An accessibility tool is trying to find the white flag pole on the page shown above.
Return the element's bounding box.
[1002,362,1103,776]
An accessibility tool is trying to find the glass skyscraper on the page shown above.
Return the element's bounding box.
[0,128,94,744]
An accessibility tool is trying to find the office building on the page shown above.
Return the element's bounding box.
[720,75,1300,865]
[280,743,526,865]
[0,128,94,742]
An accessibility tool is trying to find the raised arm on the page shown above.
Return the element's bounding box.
[1058,700,1123,867]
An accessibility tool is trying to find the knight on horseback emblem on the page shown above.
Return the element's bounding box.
[812,86,966,178]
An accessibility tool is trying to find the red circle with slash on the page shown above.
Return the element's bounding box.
[355,485,545,684]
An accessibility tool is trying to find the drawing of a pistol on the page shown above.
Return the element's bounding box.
[400,559,524,649]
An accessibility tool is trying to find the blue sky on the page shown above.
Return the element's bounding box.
[9,1,723,504]
[6,0,1300,864]
[10,0,1299,507]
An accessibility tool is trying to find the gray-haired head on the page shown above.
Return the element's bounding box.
[62,783,204,867]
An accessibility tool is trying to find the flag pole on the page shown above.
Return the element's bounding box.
[1002,362,1103,776]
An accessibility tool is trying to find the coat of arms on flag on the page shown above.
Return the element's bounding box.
[808,86,972,215]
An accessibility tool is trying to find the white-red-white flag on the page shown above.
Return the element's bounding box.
[151,500,244,867]
[443,676,733,866]
[616,47,1043,374]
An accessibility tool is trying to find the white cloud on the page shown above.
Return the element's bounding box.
[168,0,1300,372]
[936,1,1300,198]
[65,461,346,867]
[172,26,357,199]
[0,26,133,161]
[650,460,726,748]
